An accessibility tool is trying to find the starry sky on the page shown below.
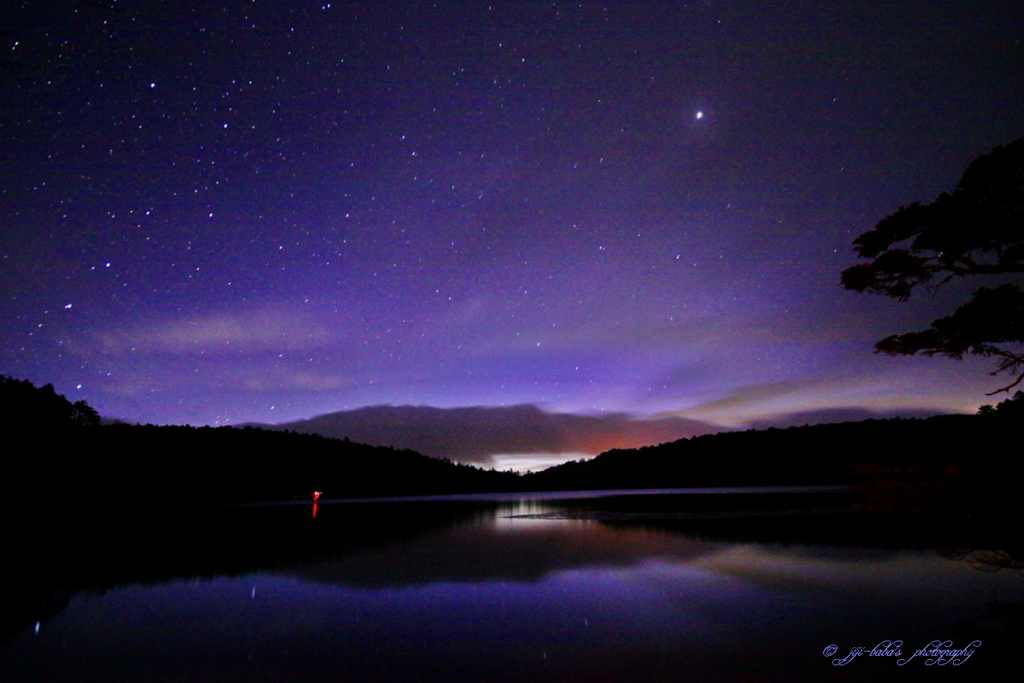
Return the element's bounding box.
[2,1,1022,463]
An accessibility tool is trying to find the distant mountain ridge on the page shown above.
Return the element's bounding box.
[244,403,721,466]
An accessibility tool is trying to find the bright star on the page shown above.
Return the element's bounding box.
[696,111,704,119]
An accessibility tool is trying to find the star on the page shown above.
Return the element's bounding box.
[1,0,1014,443]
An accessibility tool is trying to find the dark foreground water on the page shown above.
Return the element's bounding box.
[2,488,1021,682]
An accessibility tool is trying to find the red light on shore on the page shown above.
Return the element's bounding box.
[312,491,322,501]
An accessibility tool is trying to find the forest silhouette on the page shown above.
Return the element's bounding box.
[2,375,1020,507]
[2,375,1021,646]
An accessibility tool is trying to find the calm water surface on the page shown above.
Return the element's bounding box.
[2,489,1021,682]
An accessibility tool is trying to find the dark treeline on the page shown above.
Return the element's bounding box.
[525,394,1022,553]
[524,402,1020,490]
[2,376,1021,645]
[1,378,523,508]
[0,497,496,647]
[2,375,1021,509]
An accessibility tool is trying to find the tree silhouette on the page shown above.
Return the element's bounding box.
[977,390,1024,417]
[0,375,100,432]
[70,400,101,427]
[840,139,1024,393]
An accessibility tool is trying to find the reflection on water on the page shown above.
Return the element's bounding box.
[2,489,1022,682]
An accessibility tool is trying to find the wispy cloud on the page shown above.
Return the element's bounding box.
[90,307,333,357]
[677,365,979,428]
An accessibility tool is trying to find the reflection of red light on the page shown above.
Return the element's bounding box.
[312,491,322,501]
[311,502,318,519]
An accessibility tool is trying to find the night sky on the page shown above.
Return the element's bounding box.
[3,1,1022,465]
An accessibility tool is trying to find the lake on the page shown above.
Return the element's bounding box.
[2,487,1021,681]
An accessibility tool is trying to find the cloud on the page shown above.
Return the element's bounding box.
[235,370,353,392]
[90,307,333,356]
[684,382,807,417]
[677,371,965,429]
[255,404,721,468]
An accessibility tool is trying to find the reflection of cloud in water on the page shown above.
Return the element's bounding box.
[284,511,1024,625]
[285,518,720,589]
[9,505,1024,682]
[692,544,1024,602]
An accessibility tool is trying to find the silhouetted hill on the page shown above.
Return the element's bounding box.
[3,423,524,508]
[3,376,1021,508]
[0,375,99,434]
[522,408,1019,490]
[1,377,522,508]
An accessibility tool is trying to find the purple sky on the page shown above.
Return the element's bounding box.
[2,1,1022,463]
